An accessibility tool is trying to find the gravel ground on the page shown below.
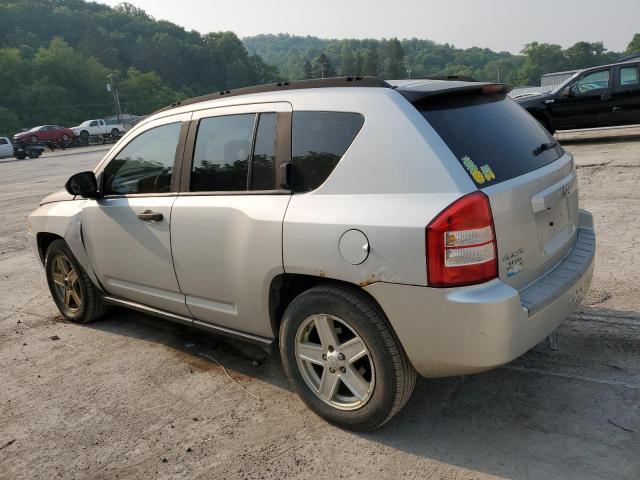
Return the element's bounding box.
[0,134,639,480]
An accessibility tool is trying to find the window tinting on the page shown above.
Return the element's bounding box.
[292,111,364,192]
[620,66,638,86]
[191,114,255,192]
[102,122,180,195]
[419,94,564,187]
[572,70,610,94]
[251,113,277,190]
[0,138,7,145]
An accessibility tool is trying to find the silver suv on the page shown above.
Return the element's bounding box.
[28,77,596,431]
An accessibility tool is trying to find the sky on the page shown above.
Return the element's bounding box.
[98,0,639,54]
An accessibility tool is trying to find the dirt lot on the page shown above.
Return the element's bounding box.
[1,133,639,480]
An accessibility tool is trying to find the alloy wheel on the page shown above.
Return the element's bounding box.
[295,313,375,410]
[51,254,82,314]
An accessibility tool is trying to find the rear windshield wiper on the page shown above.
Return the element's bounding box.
[533,141,558,156]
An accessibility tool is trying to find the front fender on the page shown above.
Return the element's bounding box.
[28,200,103,291]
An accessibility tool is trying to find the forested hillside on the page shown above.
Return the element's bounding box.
[1,0,639,137]
[244,34,636,86]
[0,0,278,135]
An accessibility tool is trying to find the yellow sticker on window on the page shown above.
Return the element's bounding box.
[461,156,496,184]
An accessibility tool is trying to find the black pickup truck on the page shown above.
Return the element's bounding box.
[516,60,640,134]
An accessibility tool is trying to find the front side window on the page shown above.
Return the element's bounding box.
[90,121,99,127]
[102,122,180,195]
[620,66,639,86]
[292,111,364,192]
[0,138,7,145]
[191,114,255,192]
[572,70,610,95]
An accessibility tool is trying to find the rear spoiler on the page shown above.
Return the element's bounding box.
[396,82,513,103]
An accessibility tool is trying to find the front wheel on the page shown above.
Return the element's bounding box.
[45,240,106,324]
[110,128,120,138]
[30,135,38,144]
[280,284,416,431]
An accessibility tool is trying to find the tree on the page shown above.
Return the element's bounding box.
[119,67,183,113]
[312,53,335,78]
[383,38,406,79]
[340,46,357,76]
[0,107,21,137]
[516,42,566,86]
[302,60,313,79]
[627,34,640,55]
[361,48,380,77]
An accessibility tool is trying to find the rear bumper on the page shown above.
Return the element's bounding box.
[364,210,595,378]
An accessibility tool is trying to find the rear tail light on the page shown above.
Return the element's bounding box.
[426,191,498,287]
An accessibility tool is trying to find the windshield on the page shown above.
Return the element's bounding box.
[28,126,43,132]
[418,94,564,187]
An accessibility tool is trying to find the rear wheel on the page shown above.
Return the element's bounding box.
[280,284,416,431]
[110,128,120,138]
[45,240,105,324]
[30,135,38,144]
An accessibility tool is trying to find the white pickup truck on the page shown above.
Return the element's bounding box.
[0,137,13,158]
[71,119,125,141]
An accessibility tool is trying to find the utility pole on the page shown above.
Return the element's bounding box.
[107,73,122,123]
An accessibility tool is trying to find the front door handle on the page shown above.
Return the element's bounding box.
[137,210,163,222]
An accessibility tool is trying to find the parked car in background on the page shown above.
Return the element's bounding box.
[0,137,13,158]
[516,60,640,134]
[13,125,75,144]
[28,77,595,431]
[71,119,125,141]
[0,136,44,159]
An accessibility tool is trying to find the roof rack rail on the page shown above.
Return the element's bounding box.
[154,76,392,114]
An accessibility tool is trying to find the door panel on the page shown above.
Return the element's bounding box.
[550,68,613,129]
[171,195,290,337]
[170,101,292,338]
[612,65,640,125]
[82,196,190,316]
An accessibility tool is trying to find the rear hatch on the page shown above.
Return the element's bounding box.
[416,91,578,289]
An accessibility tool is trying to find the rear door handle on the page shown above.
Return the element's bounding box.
[137,210,163,222]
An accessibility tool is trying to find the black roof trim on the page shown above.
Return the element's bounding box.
[153,76,392,114]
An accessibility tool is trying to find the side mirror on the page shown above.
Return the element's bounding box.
[561,87,574,98]
[65,171,99,198]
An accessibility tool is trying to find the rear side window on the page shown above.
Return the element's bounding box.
[292,111,364,192]
[418,94,564,187]
[620,66,638,86]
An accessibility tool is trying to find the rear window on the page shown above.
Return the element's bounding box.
[292,111,364,192]
[418,94,564,186]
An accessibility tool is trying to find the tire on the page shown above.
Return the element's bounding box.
[30,135,38,144]
[110,128,120,138]
[79,131,89,146]
[61,134,69,142]
[14,151,26,160]
[280,284,416,431]
[45,239,106,324]
[28,151,41,159]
